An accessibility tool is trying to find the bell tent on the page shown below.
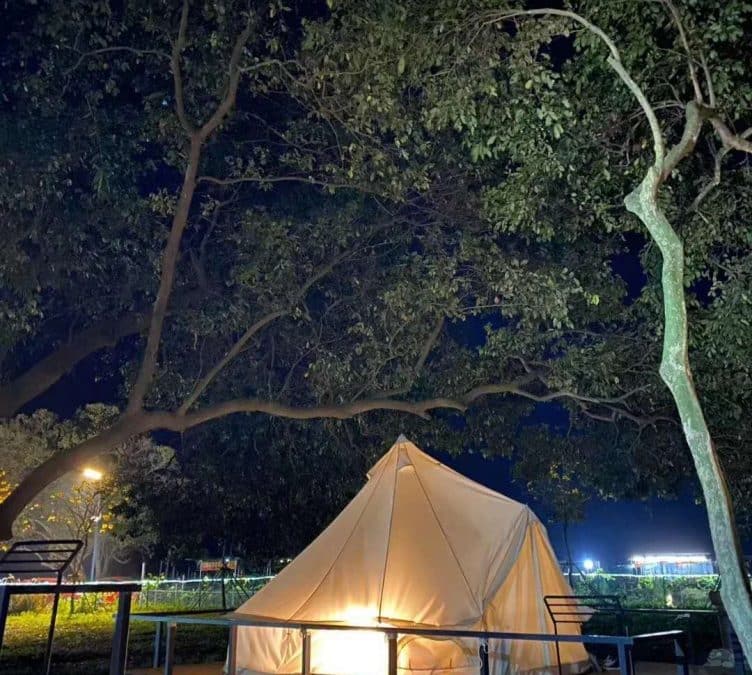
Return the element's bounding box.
[231,436,588,675]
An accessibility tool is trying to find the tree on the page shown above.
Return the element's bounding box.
[470,1,752,659]
[515,433,589,585]
[124,417,380,564]
[0,0,661,539]
[1,1,750,652]
[286,0,752,652]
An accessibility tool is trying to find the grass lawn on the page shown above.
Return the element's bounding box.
[2,608,227,674]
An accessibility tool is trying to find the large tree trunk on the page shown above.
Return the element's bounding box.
[625,169,752,666]
[0,413,154,540]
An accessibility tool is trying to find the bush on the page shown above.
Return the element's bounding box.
[571,573,718,609]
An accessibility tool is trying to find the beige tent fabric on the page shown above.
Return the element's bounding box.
[232,436,589,675]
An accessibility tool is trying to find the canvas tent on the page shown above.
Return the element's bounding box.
[231,436,589,675]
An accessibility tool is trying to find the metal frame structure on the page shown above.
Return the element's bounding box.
[0,539,83,675]
[130,612,691,675]
[544,595,694,675]
[544,593,627,675]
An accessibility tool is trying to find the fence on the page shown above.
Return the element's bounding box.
[134,575,272,610]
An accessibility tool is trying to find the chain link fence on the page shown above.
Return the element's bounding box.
[134,575,273,611]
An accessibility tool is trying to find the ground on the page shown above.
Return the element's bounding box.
[2,609,227,675]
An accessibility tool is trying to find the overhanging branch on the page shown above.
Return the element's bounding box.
[0,312,149,419]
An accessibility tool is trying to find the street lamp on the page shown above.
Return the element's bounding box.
[82,467,103,582]
[82,467,103,482]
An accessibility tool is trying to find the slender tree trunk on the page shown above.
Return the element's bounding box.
[625,169,752,666]
[563,518,574,587]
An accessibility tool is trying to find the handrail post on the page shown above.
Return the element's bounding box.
[387,631,398,675]
[674,635,689,675]
[43,574,63,675]
[153,621,163,668]
[617,641,632,675]
[227,625,238,674]
[479,637,490,675]
[110,590,133,675]
[164,622,177,675]
[301,628,311,675]
[0,586,9,653]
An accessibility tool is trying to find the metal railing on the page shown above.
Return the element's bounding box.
[130,612,691,675]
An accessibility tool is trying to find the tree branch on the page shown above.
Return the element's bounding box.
[484,8,665,165]
[711,119,752,154]
[660,0,704,103]
[413,316,445,380]
[177,246,354,413]
[692,127,752,210]
[659,100,707,183]
[126,16,256,413]
[373,315,446,400]
[0,366,665,540]
[125,138,203,414]
[196,17,255,140]
[699,54,717,107]
[197,174,380,195]
[171,0,195,135]
[167,374,649,429]
[0,313,149,419]
[177,309,287,413]
[63,46,170,78]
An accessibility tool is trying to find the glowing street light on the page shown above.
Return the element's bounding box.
[81,467,105,581]
[82,467,103,481]
[583,558,595,572]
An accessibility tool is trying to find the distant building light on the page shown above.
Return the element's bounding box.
[583,559,595,572]
[630,554,709,565]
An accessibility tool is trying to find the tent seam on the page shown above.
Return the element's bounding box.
[407,446,484,619]
[288,451,395,621]
[377,438,402,622]
[481,508,529,609]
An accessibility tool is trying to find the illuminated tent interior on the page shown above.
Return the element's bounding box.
[231,436,589,675]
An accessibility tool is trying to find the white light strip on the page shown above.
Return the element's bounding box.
[629,554,710,564]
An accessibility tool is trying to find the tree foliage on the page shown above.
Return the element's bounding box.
[0,0,749,577]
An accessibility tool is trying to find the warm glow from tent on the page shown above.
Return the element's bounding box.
[341,605,379,626]
[311,629,387,675]
[308,606,387,675]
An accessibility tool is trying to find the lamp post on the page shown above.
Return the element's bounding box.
[82,467,103,582]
